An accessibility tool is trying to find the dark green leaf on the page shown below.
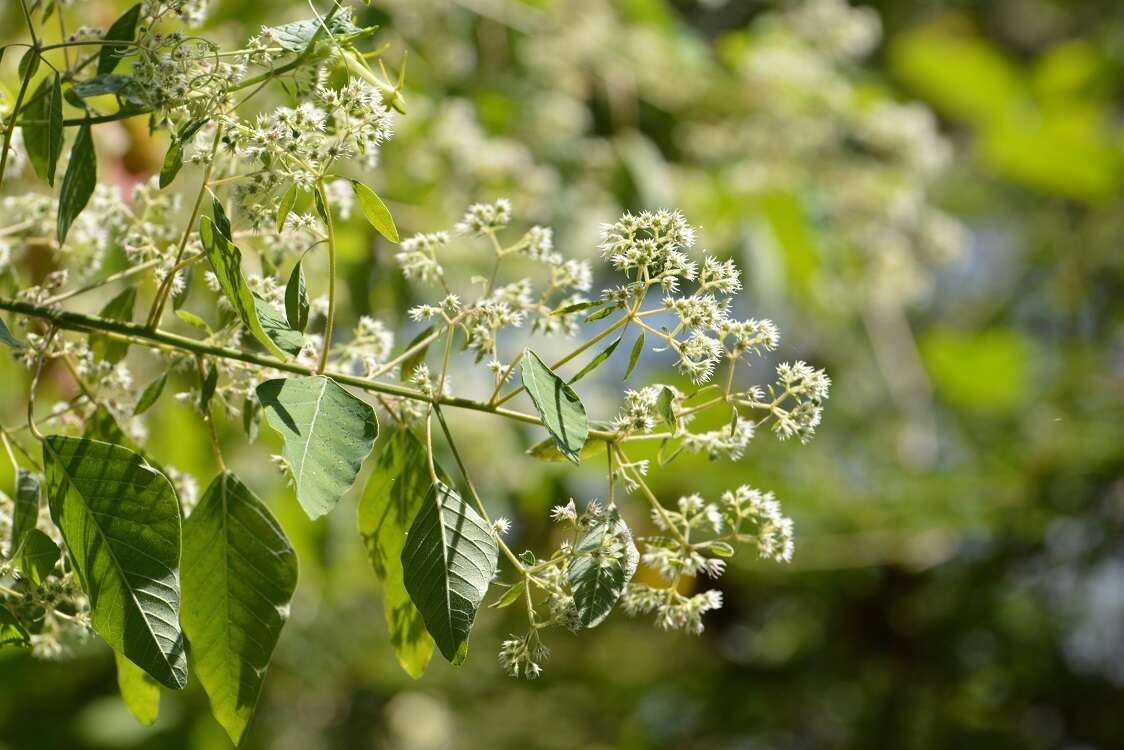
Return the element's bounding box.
[401,482,498,664]
[15,528,59,584]
[182,472,297,746]
[116,651,159,726]
[211,197,232,240]
[351,181,399,242]
[623,334,645,380]
[23,74,63,185]
[90,286,136,363]
[569,337,621,385]
[568,510,638,628]
[0,317,25,349]
[82,404,135,448]
[357,430,436,678]
[57,123,97,244]
[43,436,187,689]
[656,387,676,428]
[284,260,309,333]
[200,216,295,359]
[198,361,218,412]
[257,375,378,519]
[160,117,206,189]
[17,48,39,82]
[242,395,260,442]
[254,296,304,357]
[11,469,40,553]
[98,4,142,75]
[133,372,168,416]
[520,349,589,465]
[0,604,29,649]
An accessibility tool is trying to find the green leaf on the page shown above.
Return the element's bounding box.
[552,300,603,317]
[211,197,232,241]
[200,215,296,360]
[116,650,160,726]
[525,436,606,463]
[520,349,589,465]
[256,375,378,519]
[568,510,638,628]
[15,528,60,584]
[585,306,617,322]
[0,317,25,349]
[351,181,399,242]
[624,333,645,380]
[42,436,187,689]
[11,469,40,552]
[17,48,39,82]
[198,361,218,412]
[175,309,212,335]
[90,286,137,363]
[159,117,206,189]
[82,404,135,448]
[284,260,309,333]
[134,372,168,416]
[270,14,361,52]
[23,74,63,185]
[182,472,297,746]
[569,337,621,385]
[0,604,30,649]
[401,482,498,664]
[242,395,261,443]
[71,74,146,104]
[490,579,526,609]
[98,4,142,75]
[656,387,676,428]
[57,123,97,244]
[276,183,299,232]
[399,325,435,379]
[357,430,436,678]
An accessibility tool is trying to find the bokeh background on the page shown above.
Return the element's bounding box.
[2,0,1124,748]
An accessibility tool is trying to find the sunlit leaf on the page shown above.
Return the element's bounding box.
[351,181,399,242]
[568,509,638,628]
[116,650,159,726]
[520,349,589,464]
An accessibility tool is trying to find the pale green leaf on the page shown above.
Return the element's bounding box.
[116,650,160,726]
[175,309,212,335]
[43,436,187,689]
[520,349,589,465]
[490,579,526,609]
[257,375,378,519]
[568,510,638,628]
[351,181,399,242]
[357,430,436,678]
[182,473,297,746]
[0,604,30,649]
[401,482,498,664]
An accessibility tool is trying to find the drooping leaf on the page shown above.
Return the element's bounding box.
[568,510,639,628]
[357,430,436,678]
[200,215,297,360]
[182,473,297,746]
[568,337,621,385]
[198,361,218,412]
[134,372,168,416]
[284,260,309,333]
[11,469,40,552]
[23,74,63,185]
[57,123,97,244]
[0,605,29,649]
[275,183,298,232]
[42,436,187,689]
[401,482,498,664]
[623,334,645,380]
[116,650,160,726]
[98,4,142,75]
[256,375,378,519]
[351,181,399,242]
[159,117,206,189]
[520,349,589,465]
[15,528,59,584]
[90,286,137,363]
[0,317,25,349]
